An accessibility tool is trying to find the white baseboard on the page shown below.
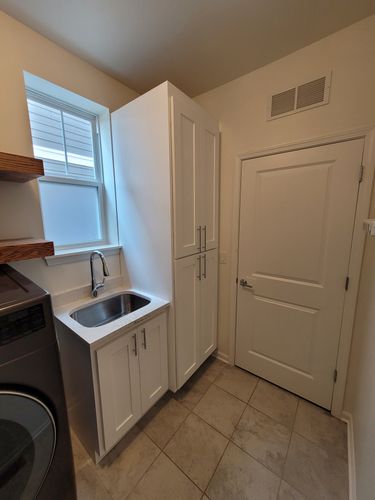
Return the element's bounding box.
[341,411,357,500]
[214,350,230,364]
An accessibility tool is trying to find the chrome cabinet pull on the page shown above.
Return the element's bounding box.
[202,253,207,279]
[142,328,147,349]
[197,255,202,280]
[197,226,202,251]
[202,225,207,251]
[240,279,253,289]
[132,334,138,356]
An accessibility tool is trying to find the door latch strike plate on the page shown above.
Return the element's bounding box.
[333,369,338,383]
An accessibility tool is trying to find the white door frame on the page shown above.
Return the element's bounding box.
[228,127,375,417]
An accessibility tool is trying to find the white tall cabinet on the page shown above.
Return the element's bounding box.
[112,82,219,390]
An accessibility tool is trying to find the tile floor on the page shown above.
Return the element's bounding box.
[72,357,348,500]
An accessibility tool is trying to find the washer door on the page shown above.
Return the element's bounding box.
[0,391,56,500]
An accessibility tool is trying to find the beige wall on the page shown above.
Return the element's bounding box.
[0,11,138,293]
[196,15,375,499]
[195,14,375,358]
[344,198,375,500]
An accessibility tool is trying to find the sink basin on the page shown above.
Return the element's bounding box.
[70,293,151,328]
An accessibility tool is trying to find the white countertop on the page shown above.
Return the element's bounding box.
[54,286,169,347]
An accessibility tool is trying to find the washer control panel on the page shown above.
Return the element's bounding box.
[0,304,45,346]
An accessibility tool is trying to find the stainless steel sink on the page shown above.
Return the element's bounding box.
[70,293,150,328]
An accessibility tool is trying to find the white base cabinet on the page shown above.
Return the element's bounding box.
[57,310,168,460]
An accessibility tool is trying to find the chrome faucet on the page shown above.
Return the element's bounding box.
[90,251,110,297]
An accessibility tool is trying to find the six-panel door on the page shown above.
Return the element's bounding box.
[138,313,168,414]
[97,330,141,451]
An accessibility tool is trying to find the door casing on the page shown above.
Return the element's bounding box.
[227,127,375,417]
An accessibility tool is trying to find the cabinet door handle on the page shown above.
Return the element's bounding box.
[197,226,202,252]
[202,253,207,279]
[142,328,147,349]
[132,334,138,356]
[202,225,207,251]
[197,255,202,280]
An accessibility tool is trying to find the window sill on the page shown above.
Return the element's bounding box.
[45,244,122,266]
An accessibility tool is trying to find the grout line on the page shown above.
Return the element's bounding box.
[276,397,300,498]
[123,446,162,500]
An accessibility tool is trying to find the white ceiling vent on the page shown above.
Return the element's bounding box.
[267,73,331,120]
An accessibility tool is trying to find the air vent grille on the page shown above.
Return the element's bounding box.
[271,88,296,117]
[268,73,330,120]
[296,77,326,109]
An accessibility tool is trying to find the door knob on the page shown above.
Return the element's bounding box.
[240,279,253,289]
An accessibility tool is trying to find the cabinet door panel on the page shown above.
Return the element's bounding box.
[199,249,218,362]
[175,254,200,387]
[171,96,201,258]
[97,332,141,451]
[138,313,168,413]
[200,116,219,251]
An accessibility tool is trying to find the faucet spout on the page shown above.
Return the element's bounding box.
[90,251,110,297]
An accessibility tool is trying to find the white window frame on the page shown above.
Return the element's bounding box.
[26,88,111,252]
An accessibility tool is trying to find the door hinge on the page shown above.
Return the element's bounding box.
[359,164,364,183]
[333,369,338,383]
[236,277,238,284]
[345,276,350,291]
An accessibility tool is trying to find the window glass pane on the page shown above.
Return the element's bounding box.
[62,112,96,180]
[27,99,66,176]
[39,182,102,247]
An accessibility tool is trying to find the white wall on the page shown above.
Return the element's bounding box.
[0,12,138,294]
[196,15,375,500]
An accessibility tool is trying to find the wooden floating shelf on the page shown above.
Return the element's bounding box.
[0,239,55,263]
[0,151,44,182]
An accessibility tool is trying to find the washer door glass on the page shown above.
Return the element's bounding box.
[0,391,56,500]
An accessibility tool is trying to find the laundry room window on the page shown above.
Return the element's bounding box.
[26,90,106,250]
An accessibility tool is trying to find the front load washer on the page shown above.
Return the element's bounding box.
[0,264,76,500]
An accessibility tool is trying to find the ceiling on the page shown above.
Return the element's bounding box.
[1,0,375,96]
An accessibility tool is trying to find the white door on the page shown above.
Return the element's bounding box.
[199,114,219,252]
[97,331,141,450]
[174,254,200,387]
[199,249,218,362]
[235,139,364,409]
[138,313,169,413]
[172,96,201,258]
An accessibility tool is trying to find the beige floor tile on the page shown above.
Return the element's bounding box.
[206,442,280,500]
[249,380,298,429]
[215,365,258,402]
[232,406,290,476]
[194,385,246,437]
[197,356,227,383]
[278,480,307,500]
[138,393,189,448]
[164,413,228,490]
[174,371,212,410]
[128,453,201,500]
[294,399,347,460]
[97,428,160,500]
[283,433,348,500]
[71,430,92,473]
[76,463,112,500]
